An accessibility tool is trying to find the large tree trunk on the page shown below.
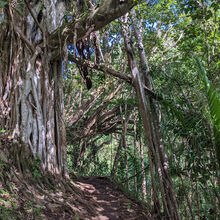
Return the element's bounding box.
[131,9,181,219]
[0,0,135,176]
[122,13,180,219]
[0,1,67,175]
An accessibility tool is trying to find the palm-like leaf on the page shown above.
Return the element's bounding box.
[195,56,220,167]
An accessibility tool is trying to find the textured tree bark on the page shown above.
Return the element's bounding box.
[131,9,181,218]
[133,117,138,196]
[111,111,131,177]
[140,136,147,200]
[111,135,123,177]
[124,103,129,190]
[122,12,180,219]
[0,1,135,176]
[0,1,67,175]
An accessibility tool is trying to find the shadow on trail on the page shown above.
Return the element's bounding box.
[76,176,150,220]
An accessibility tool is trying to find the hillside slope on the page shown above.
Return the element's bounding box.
[0,136,152,220]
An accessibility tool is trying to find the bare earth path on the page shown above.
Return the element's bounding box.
[0,138,151,220]
[75,176,150,220]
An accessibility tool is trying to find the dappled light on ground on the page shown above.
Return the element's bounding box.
[0,135,152,219]
[75,176,150,220]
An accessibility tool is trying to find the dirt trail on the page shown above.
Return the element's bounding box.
[0,135,152,219]
[76,176,150,220]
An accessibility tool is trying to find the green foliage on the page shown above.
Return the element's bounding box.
[29,156,42,178]
[64,0,219,218]
[0,1,7,8]
[0,206,17,220]
[195,56,220,166]
[0,188,18,220]
[24,201,43,219]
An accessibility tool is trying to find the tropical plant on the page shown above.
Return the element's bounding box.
[195,56,220,167]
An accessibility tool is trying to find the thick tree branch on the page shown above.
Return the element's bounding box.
[24,0,43,34]
[143,85,163,101]
[47,0,135,46]
[68,54,164,101]
[14,26,35,53]
[67,87,105,127]
[68,54,132,84]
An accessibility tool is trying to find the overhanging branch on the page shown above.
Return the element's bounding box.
[68,54,132,84]
[68,54,164,102]
[46,0,135,47]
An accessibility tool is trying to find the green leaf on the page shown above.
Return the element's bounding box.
[0,130,6,134]
[194,55,220,167]
[0,1,7,8]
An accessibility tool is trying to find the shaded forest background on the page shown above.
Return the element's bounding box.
[65,1,220,219]
[0,0,219,219]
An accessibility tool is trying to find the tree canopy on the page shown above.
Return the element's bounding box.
[0,0,219,219]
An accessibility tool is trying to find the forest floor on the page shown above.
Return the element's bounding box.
[75,176,149,219]
[0,174,151,219]
[0,135,151,220]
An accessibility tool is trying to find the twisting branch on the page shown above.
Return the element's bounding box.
[13,26,35,53]
[68,54,132,84]
[69,54,164,101]
[47,0,136,47]
[24,0,43,34]
[143,85,163,101]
